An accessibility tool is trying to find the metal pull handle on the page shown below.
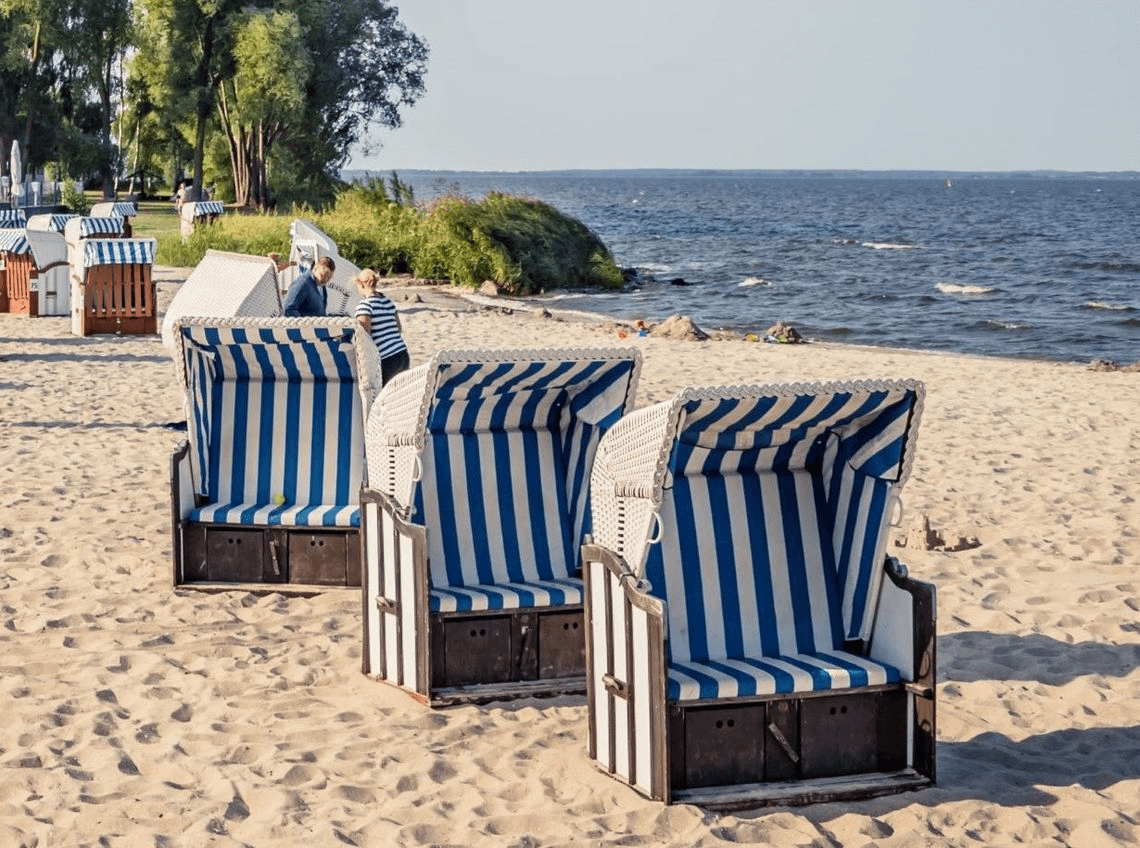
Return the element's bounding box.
[269,539,281,576]
[602,673,629,699]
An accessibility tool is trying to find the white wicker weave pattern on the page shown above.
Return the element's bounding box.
[160,250,284,349]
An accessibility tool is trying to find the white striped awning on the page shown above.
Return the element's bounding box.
[0,209,27,229]
[0,229,30,254]
[191,200,225,217]
[79,217,126,238]
[109,202,138,218]
[82,238,156,268]
[47,214,78,232]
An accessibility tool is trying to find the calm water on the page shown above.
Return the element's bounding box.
[384,170,1140,363]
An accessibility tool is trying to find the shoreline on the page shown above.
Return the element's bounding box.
[1,266,1138,845]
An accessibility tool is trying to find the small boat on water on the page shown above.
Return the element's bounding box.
[945,178,953,189]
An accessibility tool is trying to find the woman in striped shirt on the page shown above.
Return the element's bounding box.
[354,269,410,384]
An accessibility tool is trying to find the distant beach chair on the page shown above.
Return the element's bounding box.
[0,225,71,316]
[90,201,139,237]
[361,348,642,705]
[170,316,382,590]
[279,219,362,316]
[160,250,283,348]
[63,215,155,336]
[583,379,935,807]
[179,199,225,239]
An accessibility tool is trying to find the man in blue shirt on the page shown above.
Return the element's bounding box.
[283,256,336,316]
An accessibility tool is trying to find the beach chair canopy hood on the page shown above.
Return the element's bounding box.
[161,250,283,348]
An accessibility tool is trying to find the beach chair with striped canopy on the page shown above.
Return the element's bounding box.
[170,316,381,589]
[161,250,283,348]
[68,237,157,336]
[584,379,935,808]
[0,230,31,314]
[27,213,78,233]
[280,219,362,316]
[0,209,27,229]
[179,199,224,238]
[90,201,139,237]
[361,348,642,706]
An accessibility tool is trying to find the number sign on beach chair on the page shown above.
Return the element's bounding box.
[170,316,382,590]
[361,348,642,706]
[583,379,935,808]
[161,250,283,349]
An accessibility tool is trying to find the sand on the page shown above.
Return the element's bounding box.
[1,270,1138,847]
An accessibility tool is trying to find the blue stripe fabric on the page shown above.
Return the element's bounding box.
[82,238,155,267]
[191,201,225,216]
[0,230,30,253]
[78,217,125,237]
[47,214,77,232]
[413,354,638,608]
[180,323,364,527]
[0,209,26,229]
[638,382,921,699]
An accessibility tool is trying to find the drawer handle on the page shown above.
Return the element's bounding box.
[269,539,281,576]
[766,722,800,764]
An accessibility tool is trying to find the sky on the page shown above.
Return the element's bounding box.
[347,0,1140,174]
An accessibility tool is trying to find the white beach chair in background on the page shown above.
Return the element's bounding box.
[281,219,362,316]
[170,316,381,590]
[583,379,935,807]
[161,249,283,348]
[90,201,139,237]
[360,348,642,705]
[179,199,224,239]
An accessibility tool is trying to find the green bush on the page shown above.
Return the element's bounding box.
[154,181,624,296]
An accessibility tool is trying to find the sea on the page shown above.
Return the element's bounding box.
[348,169,1140,364]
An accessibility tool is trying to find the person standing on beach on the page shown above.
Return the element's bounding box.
[283,255,335,317]
[354,269,410,384]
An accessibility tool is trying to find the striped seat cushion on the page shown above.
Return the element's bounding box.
[668,650,899,700]
[190,501,358,528]
[430,577,583,613]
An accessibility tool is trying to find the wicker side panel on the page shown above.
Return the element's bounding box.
[365,364,433,504]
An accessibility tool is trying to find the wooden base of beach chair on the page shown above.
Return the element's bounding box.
[425,608,586,705]
[79,264,156,335]
[3,254,37,315]
[177,522,362,589]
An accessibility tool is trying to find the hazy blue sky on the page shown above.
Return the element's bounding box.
[348,0,1139,173]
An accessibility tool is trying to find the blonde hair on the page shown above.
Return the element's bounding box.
[355,268,380,293]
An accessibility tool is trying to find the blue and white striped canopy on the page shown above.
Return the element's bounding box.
[0,209,27,229]
[82,238,156,268]
[110,202,137,217]
[191,200,225,216]
[46,214,77,233]
[0,229,30,254]
[78,216,125,238]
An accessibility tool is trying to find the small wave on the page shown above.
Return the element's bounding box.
[739,276,770,287]
[973,319,1029,332]
[1084,301,1136,312]
[937,283,995,296]
[862,242,918,250]
[639,262,673,273]
[832,238,860,246]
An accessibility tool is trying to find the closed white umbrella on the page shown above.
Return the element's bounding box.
[10,140,22,205]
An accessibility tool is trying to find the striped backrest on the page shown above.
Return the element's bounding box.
[82,238,156,268]
[384,351,640,590]
[0,209,26,229]
[636,381,923,659]
[177,320,369,515]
